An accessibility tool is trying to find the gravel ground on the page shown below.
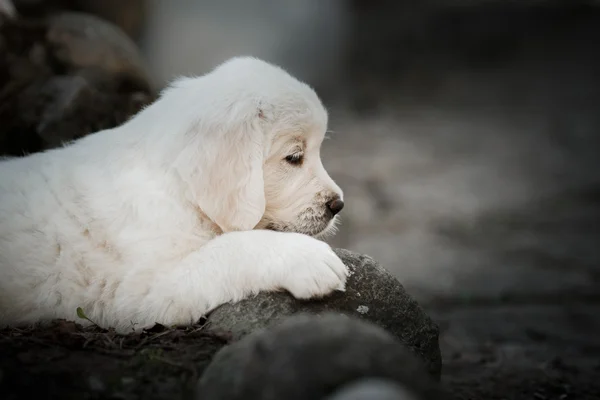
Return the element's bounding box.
[321,105,600,399]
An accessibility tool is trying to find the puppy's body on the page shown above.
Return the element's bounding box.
[0,57,347,332]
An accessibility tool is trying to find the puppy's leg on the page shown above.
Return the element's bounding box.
[109,230,347,332]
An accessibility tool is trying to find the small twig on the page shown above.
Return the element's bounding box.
[88,346,136,357]
[135,330,175,349]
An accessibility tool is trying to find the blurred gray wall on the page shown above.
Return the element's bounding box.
[140,0,348,91]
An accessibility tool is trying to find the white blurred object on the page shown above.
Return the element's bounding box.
[326,379,421,400]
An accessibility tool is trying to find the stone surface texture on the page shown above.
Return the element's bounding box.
[197,313,442,400]
[207,248,442,380]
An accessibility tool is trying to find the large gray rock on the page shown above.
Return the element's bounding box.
[206,248,442,379]
[46,12,152,90]
[0,10,155,157]
[197,313,443,400]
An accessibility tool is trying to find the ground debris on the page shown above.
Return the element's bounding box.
[0,319,230,400]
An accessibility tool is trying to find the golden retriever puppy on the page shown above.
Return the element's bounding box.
[0,57,347,332]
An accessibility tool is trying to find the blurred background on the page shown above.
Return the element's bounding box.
[3,0,600,396]
[132,0,600,304]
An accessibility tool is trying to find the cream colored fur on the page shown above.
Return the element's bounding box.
[0,57,347,333]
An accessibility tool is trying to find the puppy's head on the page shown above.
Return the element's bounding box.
[256,101,344,238]
[156,56,343,237]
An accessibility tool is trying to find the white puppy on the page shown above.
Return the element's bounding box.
[0,57,347,333]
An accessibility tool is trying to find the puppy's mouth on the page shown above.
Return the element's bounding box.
[263,214,339,238]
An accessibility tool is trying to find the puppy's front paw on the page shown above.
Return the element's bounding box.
[279,234,349,300]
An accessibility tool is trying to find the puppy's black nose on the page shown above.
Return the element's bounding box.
[326,198,344,216]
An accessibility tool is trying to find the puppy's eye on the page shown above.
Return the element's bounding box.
[284,153,304,166]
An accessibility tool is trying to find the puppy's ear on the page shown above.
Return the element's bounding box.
[191,109,267,233]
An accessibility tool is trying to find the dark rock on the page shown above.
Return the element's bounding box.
[0,10,155,157]
[206,248,442,379]
[197,313,443,400]
[12,0,148,41]
[46,12,152,89]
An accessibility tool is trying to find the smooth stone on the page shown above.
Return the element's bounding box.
[325,379,423,400]
[206,248,442,379]
[197,313,443,400]
[46,11,152,91]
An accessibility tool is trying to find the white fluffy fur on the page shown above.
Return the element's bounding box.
[0,57,347,333]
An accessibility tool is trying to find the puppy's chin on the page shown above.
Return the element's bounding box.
[260,215,339,239]
[312,216,340,240]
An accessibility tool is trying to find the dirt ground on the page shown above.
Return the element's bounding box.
[320,108,600,400]
[1,303,599,400]
[0,320,229,400]
[433,301,600,399]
